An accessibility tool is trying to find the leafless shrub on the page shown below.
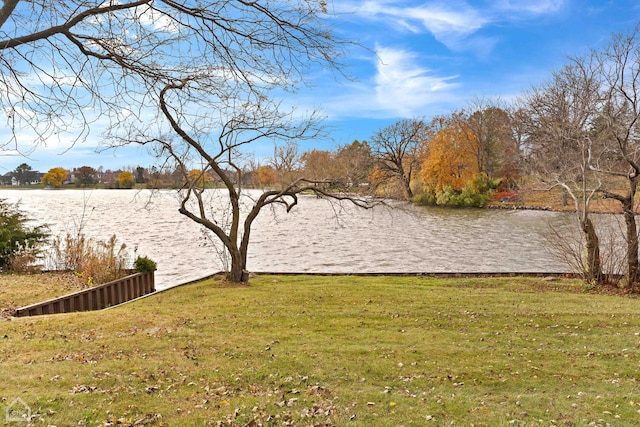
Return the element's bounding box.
[544,215,625,286]
[9,241,43,273]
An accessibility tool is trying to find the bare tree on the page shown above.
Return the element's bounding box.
[520,57,606,284]
[370,118,429,200]
[588,25,640,288]
[0,1,345,152]
[3,1,374,283]
[140,81,374,283]
[464,99,521,186]
[271,141,301,188]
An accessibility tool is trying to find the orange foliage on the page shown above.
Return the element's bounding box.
[256,165,278,187]
[43,167,68,188]
[422,121,480,192]
[188,169,209,186]
[368,164,387,187]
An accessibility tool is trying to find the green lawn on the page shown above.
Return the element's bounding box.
[2,275,640,426]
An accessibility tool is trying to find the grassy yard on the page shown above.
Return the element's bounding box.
[2,275,640,426]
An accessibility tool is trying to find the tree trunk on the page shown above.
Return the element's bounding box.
[622,196,639,287]
[402,177,413,200]
[580,217,603,284]
[227,247,249,283]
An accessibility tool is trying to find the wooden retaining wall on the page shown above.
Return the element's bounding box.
[15,271,155,317]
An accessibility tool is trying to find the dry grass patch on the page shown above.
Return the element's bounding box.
[488,181,626,213]
[1,275,640,426]
[0,272,86,318]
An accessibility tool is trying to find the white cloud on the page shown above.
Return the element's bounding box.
[494,0,566,15]
[334,0,566,52]
[403,2,487,38]
[297,45,459,120]
[136,4,181,34]
[335,0,490,50]
[372,46,459,116]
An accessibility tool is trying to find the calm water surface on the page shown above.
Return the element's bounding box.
[0,189,572,289]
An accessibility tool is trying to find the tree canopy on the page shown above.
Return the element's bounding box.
[42,167,68,188]
[421,116,479,194]
[0,1,346,154]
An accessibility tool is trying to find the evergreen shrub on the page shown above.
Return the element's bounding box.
[0,200,48,271]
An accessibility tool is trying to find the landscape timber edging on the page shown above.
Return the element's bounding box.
[14,270,155,317]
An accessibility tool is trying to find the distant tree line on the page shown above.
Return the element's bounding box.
[3,164,147,189]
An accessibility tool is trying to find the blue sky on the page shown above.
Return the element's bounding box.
[1,0,639,174]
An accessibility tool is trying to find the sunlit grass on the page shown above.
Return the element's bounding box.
[0,272,84,317]
[2,275,640,426]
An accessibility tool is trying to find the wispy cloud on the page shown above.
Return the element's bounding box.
[337,0,489,49]
[373,46,459,116]
[494,0,567,15]
[334,0,566,52]
[401,2,487,37]
[302,45,459,120]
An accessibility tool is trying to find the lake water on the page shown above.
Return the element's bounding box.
[0,189,574,289]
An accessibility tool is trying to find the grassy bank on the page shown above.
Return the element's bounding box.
[0,272,86,318]
[2,275,640,426]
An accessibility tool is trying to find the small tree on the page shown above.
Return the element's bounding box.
[42,167,68,188]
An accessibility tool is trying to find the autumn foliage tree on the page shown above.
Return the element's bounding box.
[465,103,521,188]
[116,171,134,189]
[42,167,68,188]
[335,140,374,187]
[422,116,479,193]
[187,169,211,188]
[301,149,340,182]
[255,165,278,188]
[300,142,373,189]
[419,115,497,206]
